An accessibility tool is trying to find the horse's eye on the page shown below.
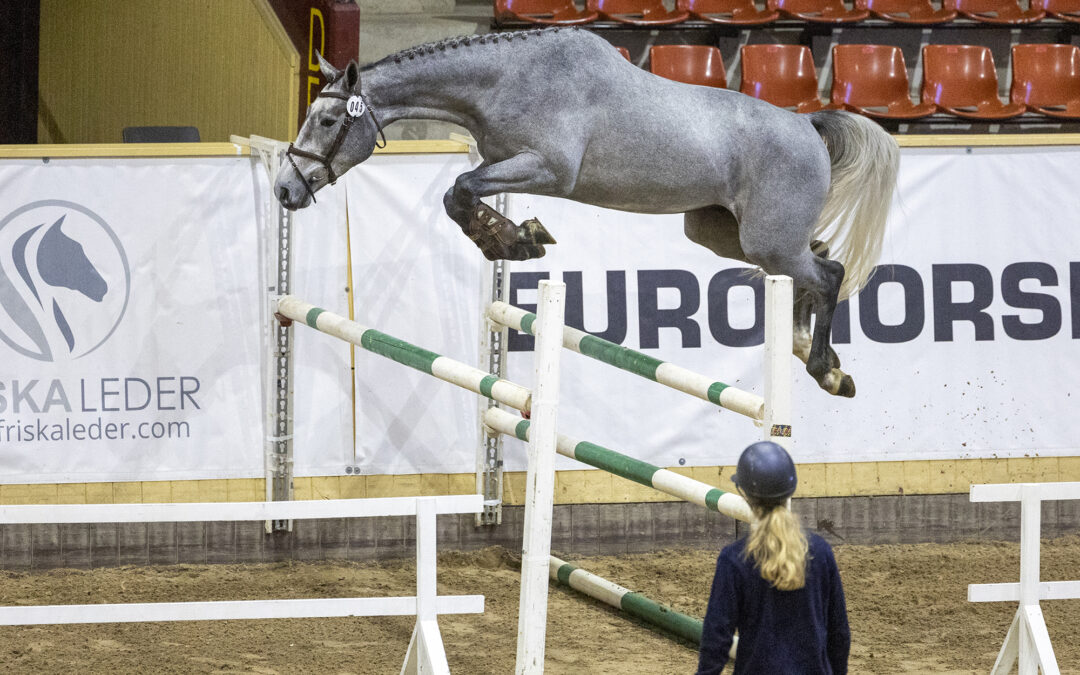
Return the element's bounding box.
[320,118,336,127]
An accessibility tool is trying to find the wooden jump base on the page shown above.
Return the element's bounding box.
[0,495,484,674]
[487,301,764,420]
[276,295,532,413]
[484,407,752,522]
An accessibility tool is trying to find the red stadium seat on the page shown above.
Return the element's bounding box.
[921,45,1027,119]
[650,45,727,88]
[768,0,870,22]
[1031,0,1080,21]
[739,44,824,112]
[854,0,957,23]
[1010,44,1080,119]
[830,45,937,118]
[588,0,691,24]
[677,0,781,24]
[616,45,632,60]
[942,0,1045,23]
[494,0,600,24]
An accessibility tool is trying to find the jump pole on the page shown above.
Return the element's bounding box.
[548,555,737,658]
[487,274,793,445]
[275,296,532,413]
[484,407,752,523]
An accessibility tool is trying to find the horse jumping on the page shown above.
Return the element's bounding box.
[274,28,899,398]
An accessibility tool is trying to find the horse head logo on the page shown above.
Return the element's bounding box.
[0,201,130,362]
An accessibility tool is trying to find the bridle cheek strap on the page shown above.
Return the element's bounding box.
[285,89,387,205]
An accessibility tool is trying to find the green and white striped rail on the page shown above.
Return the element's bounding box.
[487,301,764,421]
[549,555,738,657]
[483,408,752,523]
[277,296,532,413]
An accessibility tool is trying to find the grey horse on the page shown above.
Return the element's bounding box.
[275,27,899,398]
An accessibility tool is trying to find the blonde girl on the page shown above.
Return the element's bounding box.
[696,441,850,674]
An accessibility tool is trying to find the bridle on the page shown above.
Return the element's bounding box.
[285,84,386,204]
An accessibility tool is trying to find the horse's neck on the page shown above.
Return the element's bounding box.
[364,56,497,135]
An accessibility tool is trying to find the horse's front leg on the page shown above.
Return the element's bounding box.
[442,153,561,261]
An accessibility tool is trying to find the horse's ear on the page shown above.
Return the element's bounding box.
[316,51,341,83]
[344,60,361,93]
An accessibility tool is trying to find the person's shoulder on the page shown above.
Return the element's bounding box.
[719,537,749,563]
[806,532,837,559]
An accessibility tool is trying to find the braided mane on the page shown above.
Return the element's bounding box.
[362,27,575,71]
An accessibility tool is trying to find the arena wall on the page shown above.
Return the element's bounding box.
[37,0,299,143]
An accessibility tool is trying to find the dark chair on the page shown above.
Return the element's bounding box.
[830,45,938,118]
[1032,0,1080,21]
[854,0,957,23]
[122,126,201,143]
[942,0,1045,23]
[650,45,727,88]
[1010,43,1080,119]
[494,0,600,24]
[739,44,825,112]
[588,0,691,24]
[678,0,780,24]
[921,45,1027,119]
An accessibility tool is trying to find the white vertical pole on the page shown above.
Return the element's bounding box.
[1017,485,1040,675]
[515,280,565,675]
[416,497,437,622]
[763,275,793,448]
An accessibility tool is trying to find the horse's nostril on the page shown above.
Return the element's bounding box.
[279,186,290,204]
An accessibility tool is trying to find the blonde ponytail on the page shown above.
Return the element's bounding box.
[743,501,808,591]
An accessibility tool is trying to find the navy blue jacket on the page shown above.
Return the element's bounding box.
[696,532,849,674]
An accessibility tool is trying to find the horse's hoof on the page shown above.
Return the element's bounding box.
[837,374,855,398]
[521,218,557,245]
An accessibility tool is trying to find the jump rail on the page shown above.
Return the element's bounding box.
[276,295,532,412]
[0,495,484,675]
[484,407,752,523]
[487,301,764,420]
[548,555,738,658]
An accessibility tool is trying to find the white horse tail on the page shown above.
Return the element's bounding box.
[808,110,899,300]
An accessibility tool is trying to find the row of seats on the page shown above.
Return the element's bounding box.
[496,0,1080,26]
[637,43,1080,119]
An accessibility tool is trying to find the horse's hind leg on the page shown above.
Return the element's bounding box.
[442,153,560,261]
[793,241,841,371]
[685,209,846,384]
[739,215,855,398]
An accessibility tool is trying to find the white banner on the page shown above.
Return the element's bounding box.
[0,157,266,482]
[292,146,1080,475]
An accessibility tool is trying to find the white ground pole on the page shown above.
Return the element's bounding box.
[763,275,793,447]
[968,482,1080,675]
[515,280,566,675]
[0,496,484,675]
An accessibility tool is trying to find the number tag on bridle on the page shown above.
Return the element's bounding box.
[346,96,366,117]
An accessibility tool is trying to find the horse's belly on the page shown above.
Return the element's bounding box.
[567,172,724,215]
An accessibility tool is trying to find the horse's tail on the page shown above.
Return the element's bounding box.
[808,110,899,300]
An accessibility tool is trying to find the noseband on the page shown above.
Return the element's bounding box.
[285,86,387,204]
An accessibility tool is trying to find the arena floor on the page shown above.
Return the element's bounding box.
[0,538,1077,674]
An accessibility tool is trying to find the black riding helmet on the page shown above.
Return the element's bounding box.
[732,441,797,502]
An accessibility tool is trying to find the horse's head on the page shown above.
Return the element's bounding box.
[275,53,385,210]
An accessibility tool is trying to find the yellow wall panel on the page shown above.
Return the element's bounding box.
[38,0,299,143]
[113,481,143,503]
[0,458,1076,506]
